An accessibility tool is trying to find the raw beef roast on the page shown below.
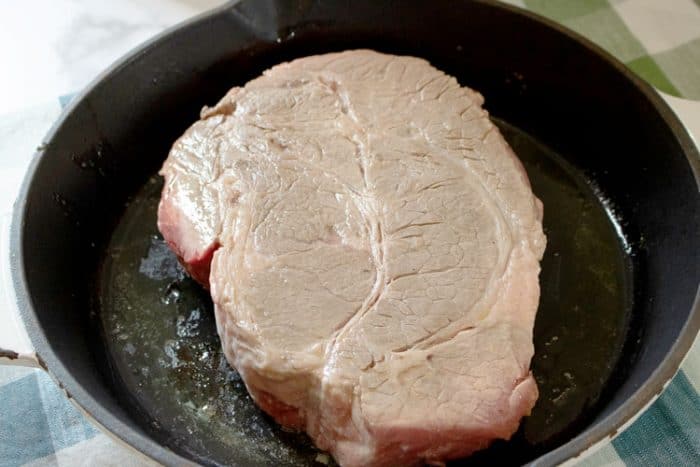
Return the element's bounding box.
[158,50,546,466]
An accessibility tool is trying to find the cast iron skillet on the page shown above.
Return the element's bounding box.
[5,0,700,465]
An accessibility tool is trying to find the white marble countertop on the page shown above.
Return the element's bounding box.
[0,0,225,115]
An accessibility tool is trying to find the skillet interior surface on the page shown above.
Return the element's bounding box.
[98,119,633,466]
[14,1,700,466]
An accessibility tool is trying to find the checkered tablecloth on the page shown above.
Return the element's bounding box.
[1,1,699,466]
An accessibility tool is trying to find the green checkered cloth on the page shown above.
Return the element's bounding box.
[508,0,700,99]
[1,1,698,466]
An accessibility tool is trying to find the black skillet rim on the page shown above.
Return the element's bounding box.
[10,0,700,465]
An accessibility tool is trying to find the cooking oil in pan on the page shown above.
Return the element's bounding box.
[99,121,631,465]
[99,176,323,466]
[494,119,631,452]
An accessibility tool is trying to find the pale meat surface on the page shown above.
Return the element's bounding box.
[158,50,546,467]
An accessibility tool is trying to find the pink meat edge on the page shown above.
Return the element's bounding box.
[157,194,218,288]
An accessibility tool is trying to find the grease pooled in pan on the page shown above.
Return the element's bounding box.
[98,120,631,466]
